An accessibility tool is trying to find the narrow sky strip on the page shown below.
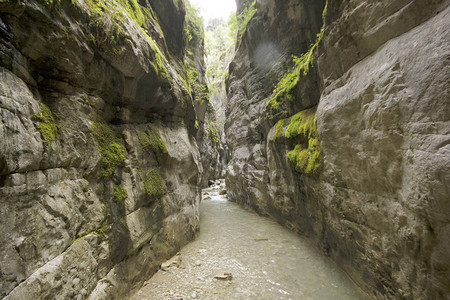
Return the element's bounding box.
[190,0,236,23]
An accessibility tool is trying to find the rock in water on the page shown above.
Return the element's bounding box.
[214,273,233,281]
[161,253,182,271]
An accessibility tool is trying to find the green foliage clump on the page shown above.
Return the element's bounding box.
[42,0,63,7]
[187,66,209,104]
[138,126,168,154]
[207,120,220,143]
[120,0,145,26]
[113,185,128,202]
[229,0,257,47]
[33,103,62,146]
[184,2,204,43]
[285,108,322,175]
[267,1,327,110]
[284,108,317,139]
[94,221,111,237]
[92,120,127,177]
[273,119,286,141]
[288,144,309,170]
[144,168,163,197]
[77,220,110,241]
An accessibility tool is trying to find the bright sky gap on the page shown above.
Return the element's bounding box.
[190,0,237,24]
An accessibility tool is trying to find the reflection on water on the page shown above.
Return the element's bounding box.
[131,182,368,300]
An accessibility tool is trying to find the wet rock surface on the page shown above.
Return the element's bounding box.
[129,182,367,300]
[225,0,450,298]
[0,0,221,298]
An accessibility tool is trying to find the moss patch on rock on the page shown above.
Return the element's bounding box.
[138,126,168,155]
[77,220,110,241]
[33,103,62,146]
[92,119,127,177]
[206,119,220,143]
[113,185,128,202]
[230,0,257,47]
[144,168,163,197]
[284,108,317,139]
[184,1,204,43]
[187,66,209,104]
[267,1,327,110]
[283,107,322,175]
[273,119,286,141]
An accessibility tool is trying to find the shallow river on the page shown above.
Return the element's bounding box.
[131,182,368,300]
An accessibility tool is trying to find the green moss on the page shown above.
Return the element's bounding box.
[144,168,163,197]
[284,107,322,175]
[94,221,110,237]
[287,145,309,170]
[120,0,145,26]
[138,126,168,155]
[306,138,322,174]
[114,185,128,202]
[184,2,204,43]
[267,1,327,110]
[273,119,286,141]
[284,107,317,139]
[77,220,110,241]
[234,0,257,47]
[33,103,61,146]
[42,0,63,7]
[140,31,170,80]
[187,67,209,104]
[92,120,127,177]
[206,120,220,143]
[322,0,328,21]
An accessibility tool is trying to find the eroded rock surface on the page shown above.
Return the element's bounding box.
[225,0,450,298]
[0,0,220,298]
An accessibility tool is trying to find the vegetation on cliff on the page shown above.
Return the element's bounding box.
[144,168,164,197]
[138,126,168,155]
[229,0,257,47]
[267,1,327,110]
[33,103,62,146]
[274,107,322,175]
[114,185,128,202]
[92,119,127,177]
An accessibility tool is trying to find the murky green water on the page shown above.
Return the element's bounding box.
[131,183,369,300]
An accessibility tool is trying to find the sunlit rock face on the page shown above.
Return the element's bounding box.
[0,0,218,298]
[225,0,450,298]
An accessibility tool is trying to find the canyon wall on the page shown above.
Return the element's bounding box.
[0,0,219,298]
[225,0,450,298]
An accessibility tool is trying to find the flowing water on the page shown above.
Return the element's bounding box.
[131,181,368,300]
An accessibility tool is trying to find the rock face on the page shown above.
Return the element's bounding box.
[225,0,450,299]
[0,0,219,298]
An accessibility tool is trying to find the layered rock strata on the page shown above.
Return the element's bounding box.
[0,0,218,298]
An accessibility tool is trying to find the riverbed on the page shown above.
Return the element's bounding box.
[130,181,368,300]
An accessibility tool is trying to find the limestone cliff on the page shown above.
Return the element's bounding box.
[225,0,450,298]
[0,0,218,298]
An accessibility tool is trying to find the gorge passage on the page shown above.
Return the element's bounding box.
[0,0,449,299]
